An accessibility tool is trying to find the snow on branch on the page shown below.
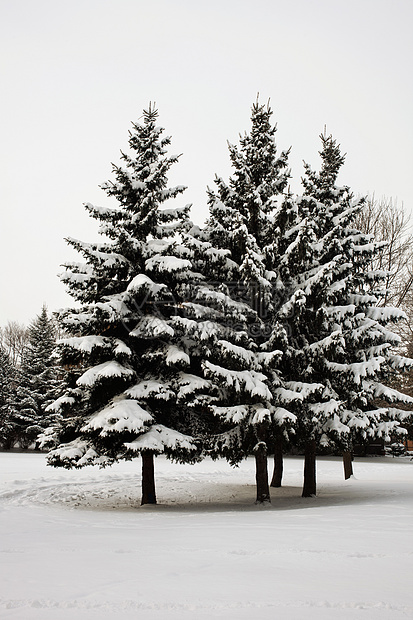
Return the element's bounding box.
[308,399,342,416]
[273,387,304,404]
[365,306,407,323]
[256,350,282,368]
[203,361,272,401]
[300,257,342,295]
[65,238,129,269]
[145,254,192,274]
[129,316,174,339]
[59,336,132,357]
[47,439,112,469]
[342,409,371,430]
[272,407,297,424]
[125,380,175,401]
[180,302,224,324]
[126,273,169,298]
[177,373,212,398]
[387,355,413,371]
[124,424,197,454]
[217,340,256,369]
[323,304,356,320]
[250,405,272,424]
[158,204,190,220]
[195,287,254,319]
[331,202,364,227]
[348,293,379,305]
[326,357,386,384]
[46,394,76,413]
[351,317,381,344]
[352,240,388,255]
[278,289,306,319]
[84,202,122,221]
[321,414,350,436]
[308,330,345,355]
[284,381,324,398]
[165,345,190,367]
[171,316,223,341]
[82,399,153,435]
[363,380,413,404]
[93,294,134,322]
[212,405,249,423]
[387,407,413,422]
[77,361,134,387]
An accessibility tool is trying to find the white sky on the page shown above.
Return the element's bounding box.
[1,0,412,326]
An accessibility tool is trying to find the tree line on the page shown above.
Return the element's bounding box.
[1,101,413,505]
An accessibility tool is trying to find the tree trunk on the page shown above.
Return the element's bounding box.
[342,451,353,480]
[255,443,271,503]
[302,439,317,497]
[141,451,156,505]
[270,438,283,487]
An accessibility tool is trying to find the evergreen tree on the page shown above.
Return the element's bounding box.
[16,305,60,448]
[44,105,211,504]
[0,346,20,449]
[275,134,413,496]
[189,100,295,503]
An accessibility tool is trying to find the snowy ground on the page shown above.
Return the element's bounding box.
[0,453,412,620]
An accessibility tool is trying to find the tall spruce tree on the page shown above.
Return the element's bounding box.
[275,134,413,496]
[0,346,20,449]
[44,105,211,504]
[16,305,60,448]
[189,100,295,503]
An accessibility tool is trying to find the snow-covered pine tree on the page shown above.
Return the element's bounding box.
[44,105,210,504]
[276,133,413,496]
[189,100,294,503]
[264,191,323,488]
[0,346,20,449]
[16,306,61,448]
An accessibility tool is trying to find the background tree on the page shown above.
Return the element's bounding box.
[356,196,413,329]
[356,196,413,443]
[0,321,28,366]
[0,346,20,449]
[16,305,61,448]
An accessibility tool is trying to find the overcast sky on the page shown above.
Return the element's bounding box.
[1,0,412,327]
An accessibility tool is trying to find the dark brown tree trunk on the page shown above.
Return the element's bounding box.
[342,451,353,480]
[255,443,271,503]
[141,451,156,505]
[302,439,317,497]
[270,438,283,487]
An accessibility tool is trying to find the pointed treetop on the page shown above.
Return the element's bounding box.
[318,133,346,184]
[144,102,158,122]
[302,133,347,201]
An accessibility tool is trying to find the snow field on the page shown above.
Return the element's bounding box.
[0,453,412,620]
